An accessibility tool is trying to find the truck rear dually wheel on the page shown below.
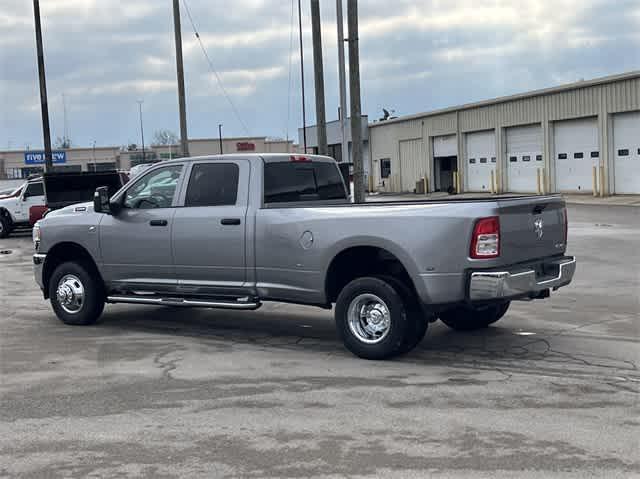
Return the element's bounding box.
[49,261,105,326]
[374,275,429,355]
[335,277,410,360]
[439,302,510,331]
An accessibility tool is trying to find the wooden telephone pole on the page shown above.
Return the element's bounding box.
[32,0,53,172]
[310,0,328,155]
[172,0,190,157]
[347,0,365,202]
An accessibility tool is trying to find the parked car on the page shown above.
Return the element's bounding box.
[0,178,45,238]
[33,154,576,359]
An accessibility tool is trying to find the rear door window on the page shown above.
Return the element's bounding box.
[264,161,347,204]
[184,163,239,207]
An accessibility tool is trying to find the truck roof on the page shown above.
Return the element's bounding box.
[160,153,337,165]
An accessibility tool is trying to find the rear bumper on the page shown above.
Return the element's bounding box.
[469,256,576,301]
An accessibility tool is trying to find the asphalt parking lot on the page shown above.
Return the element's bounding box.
[1,204,638,478]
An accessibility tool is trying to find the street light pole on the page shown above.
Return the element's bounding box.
[137,100,145,162]
[218,124,223,154]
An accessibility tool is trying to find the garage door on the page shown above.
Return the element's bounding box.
[613,111,640,194]
[433,135,457,157]
[554,117,599,193]
[399,138,424,192]
[466,130,496,192]
[506,124,542,193]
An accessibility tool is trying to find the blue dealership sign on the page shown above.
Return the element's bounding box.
[24,151,66,165]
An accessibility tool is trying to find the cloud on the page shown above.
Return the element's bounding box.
[1,0,637,149]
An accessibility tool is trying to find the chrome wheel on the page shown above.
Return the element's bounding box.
[347,293,391,344]
[56,274,85,314]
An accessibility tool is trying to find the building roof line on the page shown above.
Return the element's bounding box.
[369,70,640,128]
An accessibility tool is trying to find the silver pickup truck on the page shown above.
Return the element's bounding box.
[33,154,576,359]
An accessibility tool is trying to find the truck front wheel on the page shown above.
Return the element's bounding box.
[439,302,510,331]
[0,216,12,238]
[49,261,105,326]
[335,277,410,360]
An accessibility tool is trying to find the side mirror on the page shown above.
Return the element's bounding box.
[93,186,111,214]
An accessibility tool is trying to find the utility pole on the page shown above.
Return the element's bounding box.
[297,0,307,153]
[92,140,96,171]
[218,124,223,154]
[137,100,145,162]
[173,0,190,158]
[310,0,327,156]
[32,0,53,172]
[336,0,349,164]
[347,0,365,202]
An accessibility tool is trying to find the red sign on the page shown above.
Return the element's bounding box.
[236,142,255,151]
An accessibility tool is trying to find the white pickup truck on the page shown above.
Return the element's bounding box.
[0,178,45,238]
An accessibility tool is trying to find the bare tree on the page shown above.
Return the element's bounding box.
[54,136,72,149]
[152,129,179,146]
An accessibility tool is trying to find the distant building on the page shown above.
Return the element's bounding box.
[369,71,640,195]
[0,137,299,179]
[299,116,370,177]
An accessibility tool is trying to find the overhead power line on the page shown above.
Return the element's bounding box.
[180,0,251,137]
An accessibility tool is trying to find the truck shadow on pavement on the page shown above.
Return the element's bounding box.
[97,305,639,389]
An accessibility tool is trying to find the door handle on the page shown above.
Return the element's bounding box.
[149,219,168,227]
[221,218,241,226]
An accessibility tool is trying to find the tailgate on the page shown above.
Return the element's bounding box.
[497,195,567,264]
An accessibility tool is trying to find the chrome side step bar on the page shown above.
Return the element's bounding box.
[106,295,261,310]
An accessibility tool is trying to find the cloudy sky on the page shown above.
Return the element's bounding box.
[1,0,639,150]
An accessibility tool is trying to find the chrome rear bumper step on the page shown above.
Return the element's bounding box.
[468,256,576,301]
[107,295,261,310]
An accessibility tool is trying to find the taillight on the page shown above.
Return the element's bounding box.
[563,208,568,243]
[470,216,500,259]
[290,155,311,162]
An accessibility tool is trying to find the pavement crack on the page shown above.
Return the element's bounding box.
[153,344,187,380]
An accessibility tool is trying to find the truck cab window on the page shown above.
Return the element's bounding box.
[264,161,347,204]
[184,163,239,207]
[24,182,44,199]
[123,165,182,209]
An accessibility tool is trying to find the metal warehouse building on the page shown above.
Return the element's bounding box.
[369,71,640,195]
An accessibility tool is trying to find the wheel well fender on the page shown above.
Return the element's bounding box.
[43,242,104,299]
[324,243,421,304]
